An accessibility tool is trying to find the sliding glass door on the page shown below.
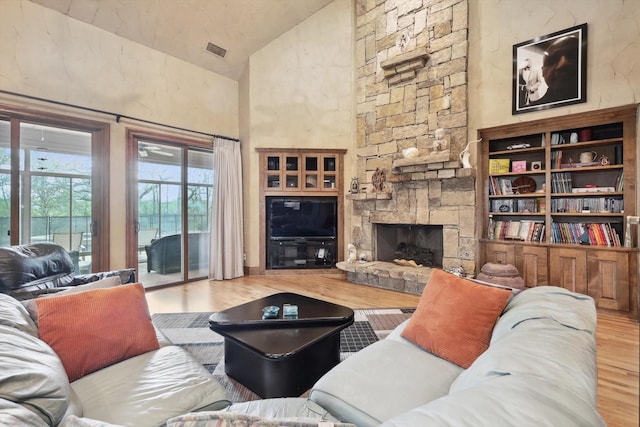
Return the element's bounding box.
[128,132,213,287]
[0,112,110,272]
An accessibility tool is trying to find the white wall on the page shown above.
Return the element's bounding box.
[468,0,640,213]
[468,0,640,159]
[0,0,239,268]
[242,0,355,268]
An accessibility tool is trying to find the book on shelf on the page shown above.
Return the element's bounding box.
[499,178,513,195]
[489,220,544,242]
[551,172,572,193]
[489,159,510,174]
[560,161,600,168]
[551,150,563,169]
[571,187,615,193]
[614,172,624,191]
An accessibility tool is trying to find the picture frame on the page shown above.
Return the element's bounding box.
[512,23,587,115]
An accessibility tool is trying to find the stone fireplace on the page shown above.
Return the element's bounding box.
[375,224,443,268]
[337,0,476,295]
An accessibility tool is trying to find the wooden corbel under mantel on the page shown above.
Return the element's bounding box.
[380,47,430,85]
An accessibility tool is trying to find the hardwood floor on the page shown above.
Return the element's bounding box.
[145,274,639,427]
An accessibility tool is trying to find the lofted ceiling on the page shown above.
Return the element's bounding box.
[29,0,335,81]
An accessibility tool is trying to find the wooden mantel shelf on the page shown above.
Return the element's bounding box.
[380,47,430,85]
[345,191,392,201]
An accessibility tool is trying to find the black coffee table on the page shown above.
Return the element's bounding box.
[209,292,354,398]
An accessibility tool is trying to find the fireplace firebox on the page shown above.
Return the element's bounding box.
[375,224,443,268]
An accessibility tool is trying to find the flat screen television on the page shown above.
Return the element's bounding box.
[266,196,337,240]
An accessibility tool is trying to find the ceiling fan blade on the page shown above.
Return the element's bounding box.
[154,150,174,157]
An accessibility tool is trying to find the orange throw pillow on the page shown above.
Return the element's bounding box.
[401,269,511,369]
[35,282,159,382]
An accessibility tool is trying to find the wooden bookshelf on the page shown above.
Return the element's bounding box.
[477,105,639,319]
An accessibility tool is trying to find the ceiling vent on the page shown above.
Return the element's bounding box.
[206,42,227,58]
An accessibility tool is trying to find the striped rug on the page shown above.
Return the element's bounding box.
[151,308,414,402]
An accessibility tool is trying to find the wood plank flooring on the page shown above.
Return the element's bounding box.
[145,274,639,427]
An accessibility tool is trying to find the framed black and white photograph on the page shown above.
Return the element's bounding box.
[512,23,587,115]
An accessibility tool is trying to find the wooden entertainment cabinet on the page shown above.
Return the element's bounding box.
[477,105,638,319]
[256,148,346,274]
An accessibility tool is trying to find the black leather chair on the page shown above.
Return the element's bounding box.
[145,232,210,275]
[0,242,135,300]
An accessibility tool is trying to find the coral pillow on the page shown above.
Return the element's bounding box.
[35,282,159,382]
[401,269,511,368]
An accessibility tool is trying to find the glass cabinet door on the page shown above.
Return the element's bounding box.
[266,156,281,189]
[323,156,337,189]
[285,156,299,189]
[304,155,319,189]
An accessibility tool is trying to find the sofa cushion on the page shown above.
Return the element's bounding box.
[35,282,160,381]
[166,411,356,427]
[0,398,50,427]
[451,286,598,405]
[379,374,605,427]
[71,345,230,427]
[310,338,462,427]
[0,295,71,426]
[54,275,121,295]
[225,398,343,422]
[401,269,511,368]
[60,415,126,427]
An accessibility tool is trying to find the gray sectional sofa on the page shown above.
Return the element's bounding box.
[309,286,606,426]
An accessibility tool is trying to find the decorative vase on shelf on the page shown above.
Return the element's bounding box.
[459,138,482,169]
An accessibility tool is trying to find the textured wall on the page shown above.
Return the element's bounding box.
[243,0,355,268]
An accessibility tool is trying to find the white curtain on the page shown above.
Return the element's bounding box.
[209,137,244,280]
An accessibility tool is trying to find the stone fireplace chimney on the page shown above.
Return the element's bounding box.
[339,0,475,295]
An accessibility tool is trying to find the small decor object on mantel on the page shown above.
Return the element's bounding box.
[402,147,419,158]
[371,168,386,192]
[426,128,450,162]
[459,138,481,169]
[350,177,359,194]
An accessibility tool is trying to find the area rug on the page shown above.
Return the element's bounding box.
[151,308,415,402]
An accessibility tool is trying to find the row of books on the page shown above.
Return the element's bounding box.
[550,172,573,193]
[488,220,545,242]
[614,172,624,191]
[489,177,515,195]
[550,133,567,145]
[550,222,622,246]
[550,150,563,169]
[550,197,624,214]
[490,198,539,213]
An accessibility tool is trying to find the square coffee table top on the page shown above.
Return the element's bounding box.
[208,292,354,331]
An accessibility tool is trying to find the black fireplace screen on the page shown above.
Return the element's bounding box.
[374,224,443,267]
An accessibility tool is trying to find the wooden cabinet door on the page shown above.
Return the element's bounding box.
[516,245,548,288]
[482,242,516,265]
[587,250,629,311]
[549,248,587,295]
